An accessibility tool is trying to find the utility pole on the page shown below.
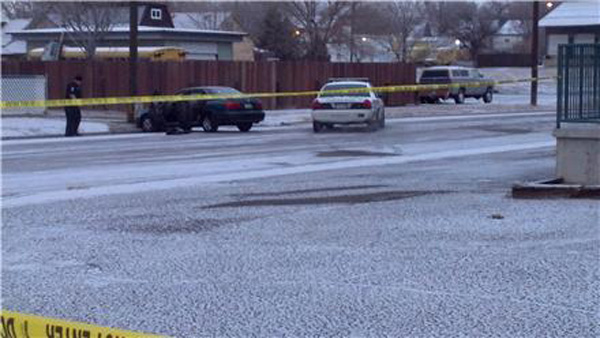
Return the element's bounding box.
[128,1,138,122]
[349,2,356,63]
[531,1,539,106]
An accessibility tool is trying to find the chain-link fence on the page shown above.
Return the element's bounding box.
[0,75,47,115]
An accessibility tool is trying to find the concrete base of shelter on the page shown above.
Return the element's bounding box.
[512,178,600,199]
[553,124,600,185]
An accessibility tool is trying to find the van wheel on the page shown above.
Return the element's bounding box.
[237,123,252,132]
[202,114,219,132]
[367,116,379,131]
[454,89,465,104]
[483,88,493,103]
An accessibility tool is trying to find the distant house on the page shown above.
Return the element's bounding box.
[1,18,31,59]
[7,3,247,61]
[327,23,460,64]
[490,20,528,53]
[539,1,600,58]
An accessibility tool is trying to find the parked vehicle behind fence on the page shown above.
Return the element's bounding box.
[418,66,494,104]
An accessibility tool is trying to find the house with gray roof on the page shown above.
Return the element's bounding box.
[539,1,600,58]
[6,3,247,61]
[1,18,31,59]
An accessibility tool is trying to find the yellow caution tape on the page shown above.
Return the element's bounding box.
[0,310,167,338]
[0,77,556,110]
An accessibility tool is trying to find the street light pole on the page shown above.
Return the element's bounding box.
[531,1,539,106]
[350,2,356,63]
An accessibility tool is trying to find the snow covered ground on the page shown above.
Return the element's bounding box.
[480,67,557,97]
[2,110,597,337]
[1,117,109,138]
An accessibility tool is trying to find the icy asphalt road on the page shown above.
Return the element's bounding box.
[2,111,599,337]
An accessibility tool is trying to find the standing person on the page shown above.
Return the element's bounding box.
[64,75,83,137]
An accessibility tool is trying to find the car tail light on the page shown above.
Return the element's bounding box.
[225,101,242,110]
[312,100,333,110]
[352,100,372,109]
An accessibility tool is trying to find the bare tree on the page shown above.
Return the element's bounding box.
[182,12,227,30]
[171,1,229,30]
[54,2,122,60]
[229,2,274,41]
[2,0,33,19]
[426,2,509,65]
[332,2,386,62]
[285,1,351,61]
[2,1,53,23]
[379,1,423,62]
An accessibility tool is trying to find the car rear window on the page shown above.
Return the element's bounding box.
[320,84,370,97]
[421,70,450,79]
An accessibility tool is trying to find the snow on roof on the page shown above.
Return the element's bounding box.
[1,18,31,55]
[423,66,472,71]
[497,20,525,35]
[8,25,246,36]
[29,46,185,53]
[539,1,600,27]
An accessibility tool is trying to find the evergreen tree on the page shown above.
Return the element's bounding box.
[257,6,302,60]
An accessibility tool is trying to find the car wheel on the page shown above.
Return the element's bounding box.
[454,89,465,104]
[237,123,252,132]
[483,88,493,104]
[313,121,324,133]
[366,115,379,131]
[140,114,155,132]
[202,114,218,132]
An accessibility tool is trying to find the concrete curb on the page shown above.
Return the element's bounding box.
[512,178,600,199]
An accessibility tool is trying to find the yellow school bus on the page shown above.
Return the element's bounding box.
[28,46,187,61]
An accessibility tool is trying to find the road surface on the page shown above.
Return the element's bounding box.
[2,110,598,337]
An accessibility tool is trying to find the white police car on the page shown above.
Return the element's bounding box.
[311,78,385,132]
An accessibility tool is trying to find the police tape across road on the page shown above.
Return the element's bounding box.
[0,310,167,338]
[0,77,556,110]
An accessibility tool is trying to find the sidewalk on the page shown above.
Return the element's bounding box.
[1,108,138,139]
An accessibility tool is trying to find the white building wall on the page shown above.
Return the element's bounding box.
[547,34,570,56]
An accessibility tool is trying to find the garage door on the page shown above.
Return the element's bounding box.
[172,42,218,60]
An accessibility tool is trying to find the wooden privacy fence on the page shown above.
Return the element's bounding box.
[477,53,533,68]
[1,60,416,110]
